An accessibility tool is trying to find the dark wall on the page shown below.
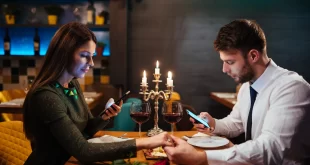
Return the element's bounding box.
[127,0,310,116]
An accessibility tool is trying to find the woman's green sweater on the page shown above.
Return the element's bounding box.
[24,79,136,165]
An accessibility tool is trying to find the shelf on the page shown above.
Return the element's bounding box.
[0,54,110,57]
[0,24,109,30]
[2,0,110,4]
[0,55,44,59]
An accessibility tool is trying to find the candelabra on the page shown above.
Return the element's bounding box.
[140,73,174,136]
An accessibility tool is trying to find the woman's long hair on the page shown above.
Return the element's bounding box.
[23,22,97,140]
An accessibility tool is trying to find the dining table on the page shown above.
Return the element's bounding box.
[210,92,237,109]
[65,131,233,165]
[0,92,104,114]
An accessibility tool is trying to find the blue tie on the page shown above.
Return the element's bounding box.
[246,86,257,141]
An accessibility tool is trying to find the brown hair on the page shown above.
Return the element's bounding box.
[23,22,97,140]
[214,19,267,57]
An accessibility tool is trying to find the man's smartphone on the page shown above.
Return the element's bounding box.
[186,110,210,128]
[99,91,131,117]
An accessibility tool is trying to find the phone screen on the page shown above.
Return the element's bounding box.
[186,110,210,128]
[99,91,130,117]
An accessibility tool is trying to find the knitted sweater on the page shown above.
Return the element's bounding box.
[24,79,136,165]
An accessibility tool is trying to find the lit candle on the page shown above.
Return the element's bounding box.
[167,71,173,86]
[142,70,147,86]
[155,61,160,74]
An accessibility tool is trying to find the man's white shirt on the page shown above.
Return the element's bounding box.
[206,59,310,165]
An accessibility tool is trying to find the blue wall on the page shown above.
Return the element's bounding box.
[0,28,110,56]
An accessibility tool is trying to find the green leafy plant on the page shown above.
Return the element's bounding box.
[111,152,148,165]
[97,42,106,48]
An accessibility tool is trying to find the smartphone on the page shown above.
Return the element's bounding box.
[186,110,210,128]
[99,91,131,117]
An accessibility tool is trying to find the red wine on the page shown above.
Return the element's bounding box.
[163,113,182,124]
[4,28,10,56]
[34,28,40,56]
[87,1,96,25]
[130,112,150,124]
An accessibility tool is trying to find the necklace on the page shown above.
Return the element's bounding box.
[55,82,78,100]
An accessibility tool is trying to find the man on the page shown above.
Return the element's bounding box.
[164,19,310,165]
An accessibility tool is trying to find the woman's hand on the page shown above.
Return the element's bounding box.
[190,112,215,134]
[136,132,174,150]
[102,100,123,120]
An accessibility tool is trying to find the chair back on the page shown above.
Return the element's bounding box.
[107,98,139,131]
[0,89,26,121]
[176,104,196,131]
[0,121,32,164]
[0,90,12,103]
[7,89,27,99]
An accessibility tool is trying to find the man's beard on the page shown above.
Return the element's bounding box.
[237,62,255,84]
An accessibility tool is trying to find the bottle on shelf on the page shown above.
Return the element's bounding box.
[4,28,11,56]
[87,0,96,25]
[34,28,40,56]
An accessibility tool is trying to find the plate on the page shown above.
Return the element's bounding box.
[187,136,229,148]
[142,147,167,160]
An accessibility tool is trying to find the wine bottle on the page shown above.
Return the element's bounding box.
[4,28,10,56]
[34,28,40,56]
[87,1,96,25]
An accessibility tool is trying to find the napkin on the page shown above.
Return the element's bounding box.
[182,132,210,141]
[87,135,133,143]
[192,132,210,137]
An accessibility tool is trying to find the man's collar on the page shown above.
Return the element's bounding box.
[250,59,277,94]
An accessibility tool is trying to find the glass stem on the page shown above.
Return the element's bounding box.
[171,124,174,135]
[139,123,141,138]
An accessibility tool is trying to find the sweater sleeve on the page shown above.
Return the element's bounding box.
[84,111,110,139]
[71,79,111,138]
[31,90,137,163]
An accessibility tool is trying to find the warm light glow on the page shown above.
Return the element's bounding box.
[156,61,159,68]
[168,71,172,79]
[142,70,147,86]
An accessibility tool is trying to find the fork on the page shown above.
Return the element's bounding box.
[118,133,128,139]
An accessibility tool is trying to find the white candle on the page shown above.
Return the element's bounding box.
[155,60,160,74]
[142,70,147,86]
[167,71,173,86]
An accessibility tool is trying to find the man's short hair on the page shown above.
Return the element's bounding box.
[214,19,267,57]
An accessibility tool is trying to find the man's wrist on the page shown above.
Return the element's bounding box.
[197,150,208,165]
[210,118,216,133]
[135,138,147,150]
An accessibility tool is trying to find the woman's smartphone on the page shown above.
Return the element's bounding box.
[99,91,131,117]
[186,110,210,128]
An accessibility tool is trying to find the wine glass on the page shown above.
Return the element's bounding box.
[130,101,151,138]
[162,101,183,135]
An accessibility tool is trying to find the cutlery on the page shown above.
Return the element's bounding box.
[118,133,128,139]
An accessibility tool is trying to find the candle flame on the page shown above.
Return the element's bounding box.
[143,70,146,77]
[156,61,159,68]
[168,71,172,79]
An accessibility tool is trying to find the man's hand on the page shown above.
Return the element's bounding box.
[163,135,208,165]
[190,112,215,134]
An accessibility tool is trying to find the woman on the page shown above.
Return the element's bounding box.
[23,22,172,165]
